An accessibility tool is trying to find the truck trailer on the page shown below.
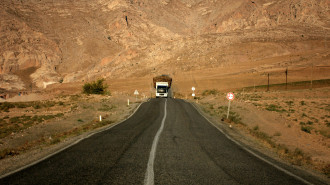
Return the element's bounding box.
[153,75,172,98]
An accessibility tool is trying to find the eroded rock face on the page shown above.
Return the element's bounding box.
[209,0,330,33]
[0,6,61,89]
[0,0,329,90]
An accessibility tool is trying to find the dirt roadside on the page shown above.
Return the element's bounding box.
[194,86,329,181]
[0,93,142,177]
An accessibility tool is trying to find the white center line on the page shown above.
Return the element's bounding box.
[144,99,167,185]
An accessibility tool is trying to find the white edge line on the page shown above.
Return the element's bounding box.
[144,99,167,185]
[0,101,146,179]
[188,101,314,185]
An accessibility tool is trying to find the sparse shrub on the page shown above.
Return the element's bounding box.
[266,104,286,112]
[77,119,84,122]
[285,101,294,106]
[0,149,19,159]
[83,78,109,95]
[202,89,219,96]
[291,148,310,165]
[289,109,295,113]
[300,101,306,106]
[56,113,64,117]
[278,144,289,154]
[0,102,15,112]
[9,117,20,124]
[326,104,330,112]
[71,105,78,111]
[217,106,227,112]
[274,132,282,136]
[301,113,307,117]
[98,104,117,112]
[310,117,319,123]
[16,103,28,109]
[250,129,275,148]
[50,138,61,145]
[70,94,81,101]
[253,125,259,131]
[319,130,330,138]
[228,112,243,124]
[301,126,313,133]
[33,104,41,109]
[306,121,313,125]
[252,103,261,107]
[322,164,330,177]
[21,115,31,122]
[0,118,6,125]
[43,101,56,108]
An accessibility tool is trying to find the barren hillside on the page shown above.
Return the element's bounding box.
[0,0,329,91]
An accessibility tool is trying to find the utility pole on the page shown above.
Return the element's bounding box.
[253,76,256,92]
[267,73,270,92]
[285,68,288,90]
[311,64,314,89]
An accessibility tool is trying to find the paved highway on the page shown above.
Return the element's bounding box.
[0,99,326,185]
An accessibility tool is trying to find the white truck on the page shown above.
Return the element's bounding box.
[155,82,169,98]
[153,75,172,98]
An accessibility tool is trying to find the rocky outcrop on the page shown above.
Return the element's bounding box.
[210,0,330,33]
[0,7,61,89]
[0,0,329,90]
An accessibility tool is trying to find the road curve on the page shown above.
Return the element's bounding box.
[0,98,326,185]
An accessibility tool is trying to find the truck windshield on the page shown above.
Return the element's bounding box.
[157,86,167,93]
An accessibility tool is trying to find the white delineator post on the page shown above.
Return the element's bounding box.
[192,87,195,98]
[134,90,139,101]
[99,115,102,122]
[226,92,235,122]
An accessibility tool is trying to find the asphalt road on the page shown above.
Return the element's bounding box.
[0,98,327,185]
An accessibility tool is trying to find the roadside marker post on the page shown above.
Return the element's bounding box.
[99,115,102,122]
[226,92,235,127]
[192,87,195,99]
[134,90,139,101]
[227,100,231,119]
[127,99,130,106]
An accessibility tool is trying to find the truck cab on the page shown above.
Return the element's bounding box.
[156,82,169,98]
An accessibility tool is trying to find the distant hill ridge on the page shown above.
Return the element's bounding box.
[0,0,329,90]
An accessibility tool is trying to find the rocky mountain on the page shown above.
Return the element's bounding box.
[0,0,329,90]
